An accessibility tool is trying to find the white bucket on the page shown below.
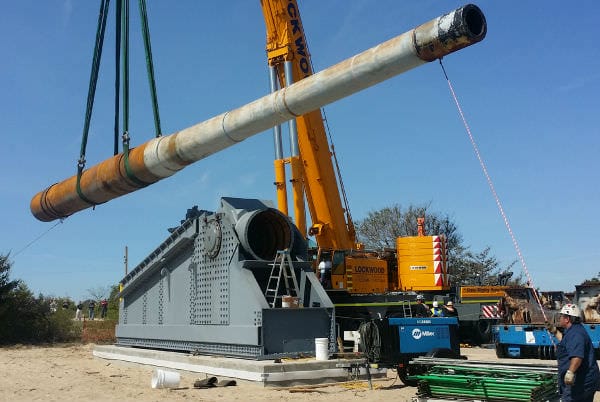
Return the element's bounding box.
[352,332,362,353]
[315,337,329,361]
[151,368,181,389]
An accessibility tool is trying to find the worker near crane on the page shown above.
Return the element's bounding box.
[442,301,459,318]
[430,301,443,317]
[414,295,431,317]
[553,304,600,401]
[318,259,332,289]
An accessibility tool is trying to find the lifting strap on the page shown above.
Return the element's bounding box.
[138,0,162,138]
[113,0,122,156]
[77,0,163,199]
[118,0,160,187]
[76,0,111,205]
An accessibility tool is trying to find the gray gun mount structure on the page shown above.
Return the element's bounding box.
[116,197,334,359]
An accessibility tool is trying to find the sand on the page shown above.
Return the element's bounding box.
[0,344,598,402]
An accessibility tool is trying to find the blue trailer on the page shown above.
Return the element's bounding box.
[494,323,600,360]
[492,286,562,360]
[360,317,460,385]
[574,283,600,358]
[493,324,559,359]
[585,324,600,354]
[493,284,600,360]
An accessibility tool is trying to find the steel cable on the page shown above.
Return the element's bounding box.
[439,60,549,327]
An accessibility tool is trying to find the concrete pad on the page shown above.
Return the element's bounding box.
[93,344,386,387]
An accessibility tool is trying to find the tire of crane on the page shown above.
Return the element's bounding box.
[537,346,543,360]
[426,347,459,359]
[495,342,507,358]
[397,364,419,387]
[476,319,493,344]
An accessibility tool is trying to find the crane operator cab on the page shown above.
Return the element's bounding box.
[316,250,348,290]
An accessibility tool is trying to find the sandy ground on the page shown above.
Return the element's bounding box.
[1,344,599,402]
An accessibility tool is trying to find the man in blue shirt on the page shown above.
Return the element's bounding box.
[555,303,600,401]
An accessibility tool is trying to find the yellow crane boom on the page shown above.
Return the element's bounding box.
[261,0,356,250]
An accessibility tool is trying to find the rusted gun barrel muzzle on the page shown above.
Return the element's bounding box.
[31,4,486,221]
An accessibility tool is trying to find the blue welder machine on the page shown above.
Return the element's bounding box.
[359,316,461,385]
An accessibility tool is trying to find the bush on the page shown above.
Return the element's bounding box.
[82,319,117,344]
[46,308,82,342]
[0,253,117,345]
[0,288,83,344]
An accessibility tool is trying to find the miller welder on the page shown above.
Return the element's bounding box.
[359,317,461,385]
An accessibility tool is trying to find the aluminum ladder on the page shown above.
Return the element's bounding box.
[402,299,413,317]
[265,249,300,308]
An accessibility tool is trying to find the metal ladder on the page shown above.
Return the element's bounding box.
[265,249,300,308]
[402,299,413,317]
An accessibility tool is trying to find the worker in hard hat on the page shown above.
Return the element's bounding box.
[430,301,443,317]
[554,303,600,401]
[318,259,332,289]
[413,295,431,317]
[442,301,459,318]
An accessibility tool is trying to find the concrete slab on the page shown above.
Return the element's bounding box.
[93,345,386,387]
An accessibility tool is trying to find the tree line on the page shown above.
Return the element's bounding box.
[0,253,119,345]
[355,203,523,287]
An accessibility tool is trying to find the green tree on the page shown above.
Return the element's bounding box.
[355,204,522,287]
[87,285,112,301]
[0,253,81,344]
[3,283,46,342]
[106,284,121,320]
[582,272,600,284]
[356,204,462,246]
[0,254,22,340]
[0,254,20,317]
[452,246,521,286]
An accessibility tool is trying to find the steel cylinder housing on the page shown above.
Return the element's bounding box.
[235,208,293,261]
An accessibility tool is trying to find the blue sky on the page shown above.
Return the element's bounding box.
[1,1,598,302]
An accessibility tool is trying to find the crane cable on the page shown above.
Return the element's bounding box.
[438,59,549,324]
[301,11,355,239]
[12,219,65,258]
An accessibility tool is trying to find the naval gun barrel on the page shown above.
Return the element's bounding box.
[31,4,486,221]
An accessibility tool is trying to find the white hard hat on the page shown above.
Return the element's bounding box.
[433,301,439,308]
[560,303,581,318]
[446,301,453,306]
[416,294,425,301]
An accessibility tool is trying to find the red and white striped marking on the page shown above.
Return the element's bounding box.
[481,305,500,318]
